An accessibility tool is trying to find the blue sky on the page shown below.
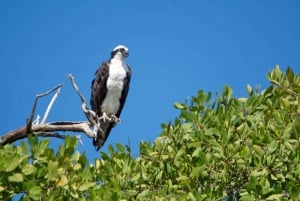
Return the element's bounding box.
[0,1,299,161]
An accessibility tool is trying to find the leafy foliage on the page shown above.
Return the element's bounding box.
[1,66,299,200]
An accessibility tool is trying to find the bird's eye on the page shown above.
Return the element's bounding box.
[120,48,125,52]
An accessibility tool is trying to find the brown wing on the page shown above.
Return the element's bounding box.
[116,65,131,117]
[90,62,110,150]
[90,62,109,116]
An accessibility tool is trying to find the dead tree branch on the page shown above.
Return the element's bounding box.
[41,86,62,124]
[67,74,98,126]
[67,74,102,136]
[0,75,96,146]
[0,121,94,145]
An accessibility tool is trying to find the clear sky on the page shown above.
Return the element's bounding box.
[0,1,299,161]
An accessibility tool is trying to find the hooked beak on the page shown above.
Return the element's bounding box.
[123,52,129,57]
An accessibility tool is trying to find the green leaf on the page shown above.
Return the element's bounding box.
[174,102,186,110]
[71,151,80,162]
[174,149,185,161]
[29,186,41,200]
[181,110,197,122]
[8,173,23,182]
[204,128,214,136]
[22,165,37,175]
[190,166,205,178]
[20,141,29,154]
[268,140,278,154]
[247,84,252,95]
[192,147,202,157]
[28,135,38,149]
[46,160,58,180]
[57,175,68,187]
[65,136,77,150]
[286,67,294,84]
[108,144,115,156]
[138,189,151,198]
[292,118,300,135]
[176,176,189,181]
[39,139,50,150]
[240,146,250,158]
[266,194,283,200]
[188,192,197,201]
[240,195,256,201]
[223,85,233,100]
[272,65,282,80]
[116,143,125,153]
[78,182,96,191]
[253,145,264,157]
[5,156,19,172]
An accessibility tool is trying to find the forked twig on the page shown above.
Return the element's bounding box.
[27,84,63,132]
[41,87,62,124]
[28,84,63,124]
[67,74,100,132]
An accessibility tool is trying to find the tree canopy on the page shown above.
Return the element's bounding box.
[1,66,299,201]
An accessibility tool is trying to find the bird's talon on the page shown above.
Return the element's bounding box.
[99,112,111,122]
[110,115,120,123]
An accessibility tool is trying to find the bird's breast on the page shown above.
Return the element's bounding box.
[101,64,127,114]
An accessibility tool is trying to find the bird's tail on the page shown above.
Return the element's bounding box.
[93,121,113,151]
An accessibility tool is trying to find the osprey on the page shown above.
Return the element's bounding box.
[90,45,131,150]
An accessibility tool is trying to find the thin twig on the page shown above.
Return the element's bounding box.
[67,74,98,128]
[67,74,87,104]
[27,84,63,132]
[33,115,40,125]
[41,87,61,124]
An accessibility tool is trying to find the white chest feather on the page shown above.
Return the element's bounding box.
[101,61,127,114]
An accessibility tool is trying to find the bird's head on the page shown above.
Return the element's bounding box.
[111,45,129,59]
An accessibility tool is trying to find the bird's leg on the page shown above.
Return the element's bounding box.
[86,109,99,139]
[93,115,106,140]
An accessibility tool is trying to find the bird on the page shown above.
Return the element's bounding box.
[90,45,131,150]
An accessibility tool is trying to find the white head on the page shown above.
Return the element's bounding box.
[110,45,129,59]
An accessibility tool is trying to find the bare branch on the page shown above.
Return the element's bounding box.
[67,74,87,105]
[27,84,63,133]
[0,76,98,147]
[0,121,94,146]
[33,115,40,125]
[41,87,62,124]
[67,74,100,132]
[33,121,95,138]
[33,132,66,139]
[67,74,94,119]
